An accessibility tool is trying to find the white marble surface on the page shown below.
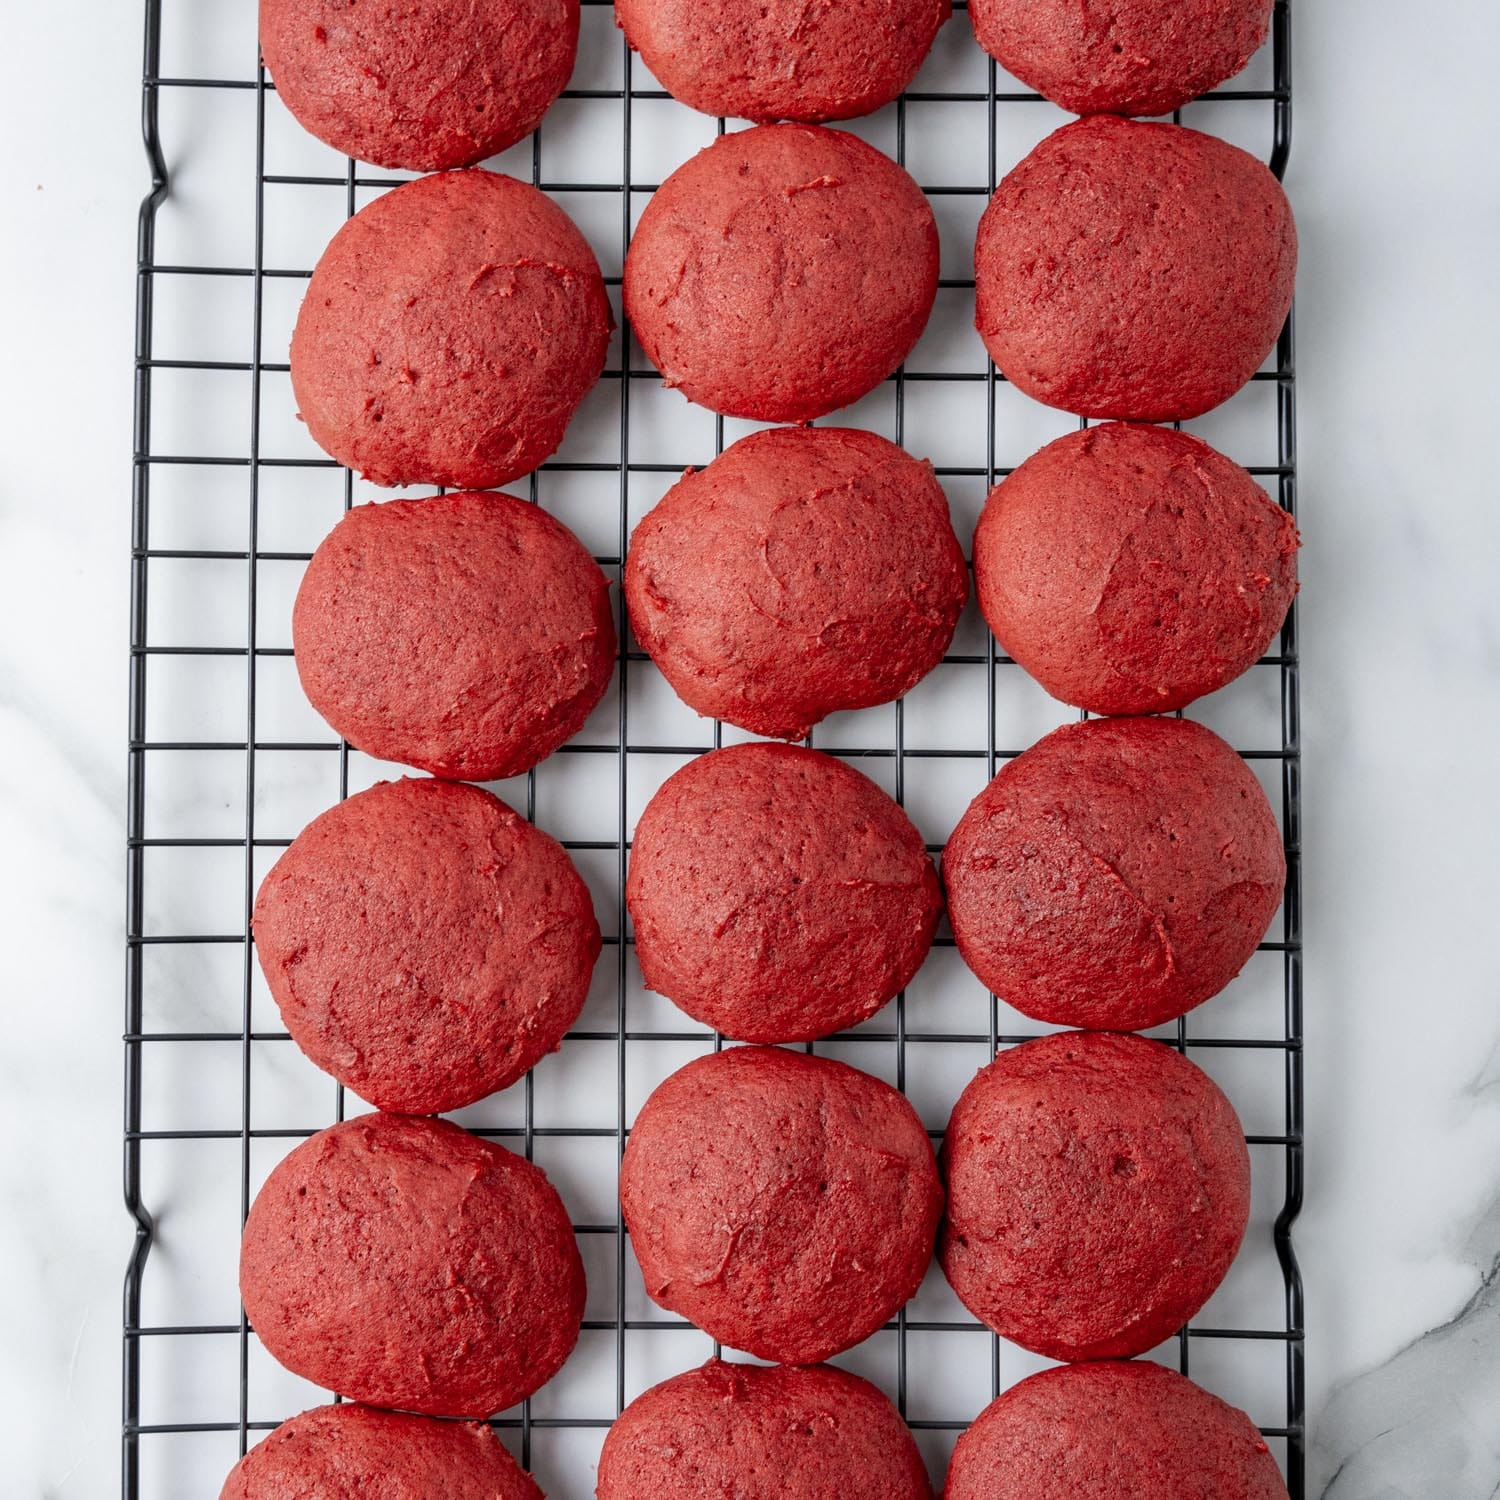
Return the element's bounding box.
[2,1,1498,1495]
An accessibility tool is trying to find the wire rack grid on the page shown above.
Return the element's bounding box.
[125,1,1303,1495]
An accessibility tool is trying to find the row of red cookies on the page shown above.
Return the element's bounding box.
[288,109,1293,495]
[266,0,1274,170]
[229,1362,1275,1499]
[228,1045,1277,1499]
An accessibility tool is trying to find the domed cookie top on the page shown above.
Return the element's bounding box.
[624,125,938,422]
[974,423,1298,715]
[620,1046,942,1362]
[293,491,615,781]
[940,1031,1250,1361]
[253,778,601,1114]
[946,1362,1288,1499]
[616,0,949,123]
[968,0,1271,117]
[942,716,1284,1030]
[218,1403,543,1499]
[974,116,1295,421]
[291,170,611,490]
[240,1113,584,1417]
[260,0,578,171]
[626,426,967,740]
[626,743,942,1041]
[598,1359,932,1499]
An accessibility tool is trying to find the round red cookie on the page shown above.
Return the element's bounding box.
[627,744,941,1041]
[260,0,578,172]
[219,1403,542,1500]
[293,491,615,781]
[968,0,1271,118]
[626,427,967,740]
[974,116,1296,421]
[240,1113,584,1416]
[598,1359,932,1499]
[946,1362,1287,1499]
[292,169,611,489]
[615,0,949,124]
[975,423,1299,715]
[253,778,600,1114]
[940,1031,1250,1361]
[620,1047,941,1361]
[943,716,1284,1030]
[624,125,938,422]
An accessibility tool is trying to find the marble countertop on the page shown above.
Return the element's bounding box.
[2,2,1497,1495]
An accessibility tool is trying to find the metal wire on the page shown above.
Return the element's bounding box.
[125,0,1303,1492]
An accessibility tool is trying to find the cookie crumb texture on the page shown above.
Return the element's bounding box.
[293,491,615,781]
[615,0,949,123]
[968,0,1271,117]
[624,125,938,422]
[253,778,601,1114]
[260,0,578,171]
[945,1362,1288,1499]
[940,1031,1250,1361]
[626,426,967,740]
[620,1047,942,1362]
[943,716,1285,1030]
[975,116,1295,421]
[598,1359,933,1499]
[240,1114,584,1417]
[975,422,1299,714]
[627,743,942,1041]
[291,170,611,489]
[218,1402,543,1500]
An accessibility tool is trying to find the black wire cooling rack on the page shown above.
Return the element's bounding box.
[126,2,1303,1495]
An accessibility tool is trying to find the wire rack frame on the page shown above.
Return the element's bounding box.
[125,1,1303,1495]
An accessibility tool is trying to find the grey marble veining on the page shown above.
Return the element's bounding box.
[1316,1196,1500,1497]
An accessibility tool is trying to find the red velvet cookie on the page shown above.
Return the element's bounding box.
[615,0,949,123]
[627,744,941,1041]
[946,1362,1287,1499]
[219,1403,542,1500]
[293,491,615,781]
[260,0,578,171]
[598,1359,932,1499]
[942,716,1284,1030]
[625,426,967,740]
[974,117,1295,421]
[940,1031,1250,1361]
[253,778,600,1114]
[624,125,938,422]
[620,1047,941,1362]
[240,1113,584,1416]
[974,423,1299,715]
[292,170,611,489]
[968,0,1271,118]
